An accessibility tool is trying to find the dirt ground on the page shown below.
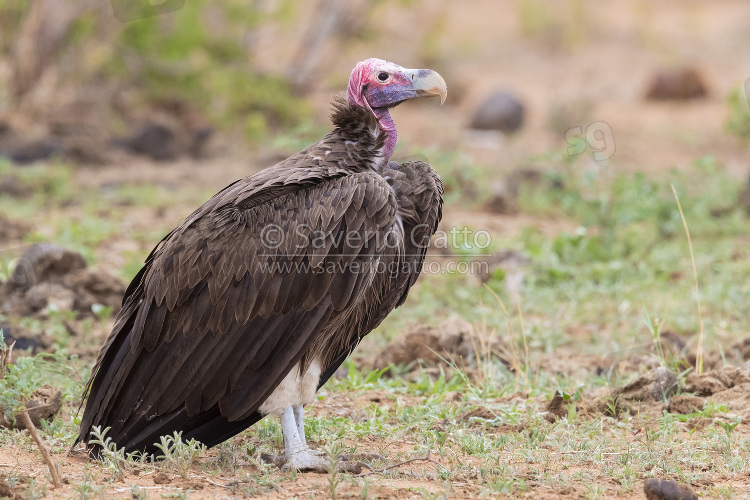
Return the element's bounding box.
[2,1,750,498]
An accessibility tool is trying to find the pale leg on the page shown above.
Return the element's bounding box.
[293,404,306,449]
[279,405,329,471]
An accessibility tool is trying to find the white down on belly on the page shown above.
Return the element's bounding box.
[258,358,322,416]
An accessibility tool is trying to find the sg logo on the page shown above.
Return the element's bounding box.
[564,121,616,162]
[111,0,185,23]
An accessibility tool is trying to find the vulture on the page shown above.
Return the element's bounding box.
[75,58,446,471]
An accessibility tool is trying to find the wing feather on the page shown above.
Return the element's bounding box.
[78,169,399,450]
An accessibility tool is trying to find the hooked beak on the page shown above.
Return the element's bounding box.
[363,66,448,110]
[411,69,447,105]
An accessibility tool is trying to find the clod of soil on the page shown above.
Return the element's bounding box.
[153,472,171,485]
[115,122,178,161]
[613,367,678,403]
[372,317,505,370]
[643,478,698,500]
[112,119,215,161]
[684,349,723,372]
[645,67,707,101]
[683,366,750,396]
[666,394,704,415]
[462,406,498,421]
[0,244,126,317]
[0,384,62,429]
[63,268,128,314]
[707,381,750,419]
[6,244,87,290]
[178,480,205,490]
[544,392,569,422]
[469,91,525,133]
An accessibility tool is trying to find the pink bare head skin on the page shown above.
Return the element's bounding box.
[347,58,447,163]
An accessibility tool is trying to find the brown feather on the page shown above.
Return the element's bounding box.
[76,96,443,455]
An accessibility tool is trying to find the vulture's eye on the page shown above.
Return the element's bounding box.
[377,72,389,82]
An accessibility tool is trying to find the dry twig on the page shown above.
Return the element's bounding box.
[353,451,439,478]
[19,410,62,489]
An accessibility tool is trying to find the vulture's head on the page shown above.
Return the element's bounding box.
[347,58,447,116]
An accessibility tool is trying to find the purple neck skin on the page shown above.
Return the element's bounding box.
[372,107,397,162]
[347,78,397,163]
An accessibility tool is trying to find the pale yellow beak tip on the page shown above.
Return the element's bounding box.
[415,69,447,106]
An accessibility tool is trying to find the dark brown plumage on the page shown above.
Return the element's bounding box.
[76,59,445,466]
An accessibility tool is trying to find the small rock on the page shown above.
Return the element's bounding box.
[469,91,525,133]
[643,478,697,500]
[1,244,126,317]
[113,122,177,161]
[153,472,171,485]
[1,138,63,165]
[667,394,704,415]
[645,67,707,101]
[0,321,52,353]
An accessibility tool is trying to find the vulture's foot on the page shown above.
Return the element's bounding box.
[281,449,331,473]
[270,406,376,472]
